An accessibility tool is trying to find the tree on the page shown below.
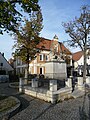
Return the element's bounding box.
[0,0,40,34]
[63,5,90,81]
[13,9,43,78]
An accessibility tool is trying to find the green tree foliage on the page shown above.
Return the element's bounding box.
[0,0,40,34]
[13,9,43,77]
[63,5,90,81]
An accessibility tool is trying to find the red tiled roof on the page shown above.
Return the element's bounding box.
[72,51,83,61]
[36,37,72,55]
[36,38,51,50]
[59,43,72,55]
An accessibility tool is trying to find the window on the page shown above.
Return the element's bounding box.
[39,67,44,74]
[40,55,42,60]
[40,54,44,61]
[40,54,48,61]
[0,63,3,66]
[40,68,42,74]
[46,55,48,61]
[17,59,20,65]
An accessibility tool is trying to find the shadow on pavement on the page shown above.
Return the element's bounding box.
[13,93,30,112]
[79,89,90,120]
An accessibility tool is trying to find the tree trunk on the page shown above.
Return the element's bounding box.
[83,49,87,82]
[25,51,29,84]
[83,32,87,83]
[27,53,29,80]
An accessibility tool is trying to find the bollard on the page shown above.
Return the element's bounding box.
[77,77,84,90]
[19,78,23,92]
[49,80,57,92]
[66,78,72,88]
[32,78,38,87]
[86,77,90,84]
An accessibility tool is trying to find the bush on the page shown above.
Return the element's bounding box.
[39,74,44,79]
[28,74,37,80]
[9,74,19,82]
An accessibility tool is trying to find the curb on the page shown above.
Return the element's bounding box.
[0,96,21,120]
[9,82,19,89]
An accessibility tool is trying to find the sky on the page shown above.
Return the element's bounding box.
[0,0,90,60]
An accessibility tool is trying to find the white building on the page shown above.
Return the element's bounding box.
[14,36,72,76]
[72,49,90,75]
[0,52,13,74]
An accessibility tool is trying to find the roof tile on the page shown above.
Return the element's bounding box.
[72,51,83,61]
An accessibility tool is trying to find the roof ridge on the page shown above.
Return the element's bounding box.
[73,51,83,54]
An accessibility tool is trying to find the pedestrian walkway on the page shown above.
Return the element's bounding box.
[10,94,51,120]
[72,89,85,98]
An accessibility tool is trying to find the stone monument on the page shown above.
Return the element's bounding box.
[45,35,67,80]
[45,35,67,97]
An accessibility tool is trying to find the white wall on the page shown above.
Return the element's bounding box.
[74,56,84,69]
[45,61,67,79]
[74,55,90,69]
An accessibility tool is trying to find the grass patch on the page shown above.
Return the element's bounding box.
[0,97,17,112]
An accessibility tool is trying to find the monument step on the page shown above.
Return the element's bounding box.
[72,89,85,98]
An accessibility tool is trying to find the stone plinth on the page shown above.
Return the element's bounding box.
[19,78,24,92]
[32,78,38,88]
[24,86,72,104]
[86,77,90,84]
[49,80,57,92]
[65,78,72,88]
[45,61,67,80]
[24,69,28,84]
[77,77,84,90]
[78,77,83,85]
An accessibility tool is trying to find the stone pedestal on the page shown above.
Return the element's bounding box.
[66,78,72,88]
[78,77,84,90]
[32,78,38,88]
[45,61,67,80]
[86,77,90,84]
[49,80,57,92]
[19,78,23,92]
[24,68,28,84]
[50,92,57,104]
[78,77,83,85]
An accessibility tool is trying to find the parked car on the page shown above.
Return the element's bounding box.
[0,75,9,83]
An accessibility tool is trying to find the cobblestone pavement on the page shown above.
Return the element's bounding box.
[10,95,90,120]
[0,83,90,120]
[0,83,19,96]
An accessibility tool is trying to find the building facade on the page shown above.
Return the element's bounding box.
[14,35,72,76]
[72,49,90,75]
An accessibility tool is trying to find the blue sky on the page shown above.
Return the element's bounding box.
[0,0,90,60]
